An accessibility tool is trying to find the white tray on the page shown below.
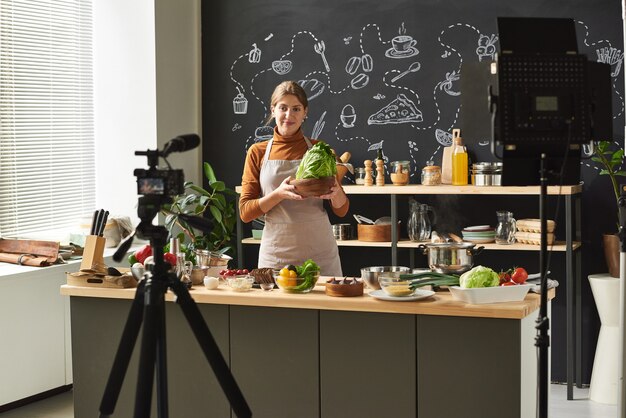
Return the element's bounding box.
[448,284,532,304]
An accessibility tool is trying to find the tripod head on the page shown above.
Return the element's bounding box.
[113,134,205,263]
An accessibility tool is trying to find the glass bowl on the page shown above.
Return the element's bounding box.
[378,276,415,297]
[226,275,254,292]
[274,270,320,293]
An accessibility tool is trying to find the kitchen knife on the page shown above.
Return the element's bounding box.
[89,210,99,235]
[99,210,109,236]
[93,209,104,237]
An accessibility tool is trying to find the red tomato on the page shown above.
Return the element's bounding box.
[241,269,249,274]
[498,271,511,285]
[163,252,177,267]
[219,269,227,275]
[511,267,529,284]
[501,281,517,286]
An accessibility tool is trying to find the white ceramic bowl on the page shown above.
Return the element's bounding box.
[448,284,532,304]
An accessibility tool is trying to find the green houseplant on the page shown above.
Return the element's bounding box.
[162,162,237,264]
[591,140,626,277]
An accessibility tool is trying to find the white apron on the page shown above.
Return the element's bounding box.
[257,138,343,276]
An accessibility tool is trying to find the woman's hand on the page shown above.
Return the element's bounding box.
[318,178,347,208]
[275,176,304,201]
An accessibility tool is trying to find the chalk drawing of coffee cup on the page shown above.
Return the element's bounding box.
[272,60,293,75]
[386,35,419,59]
[340,104,356,128]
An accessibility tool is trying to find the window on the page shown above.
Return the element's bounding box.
[0,0,94,239]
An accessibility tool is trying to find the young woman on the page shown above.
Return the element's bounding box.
[239,81,349,276]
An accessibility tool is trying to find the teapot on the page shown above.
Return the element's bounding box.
[407,198,437,242]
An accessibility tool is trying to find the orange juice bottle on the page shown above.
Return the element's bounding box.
[451,134,468,186]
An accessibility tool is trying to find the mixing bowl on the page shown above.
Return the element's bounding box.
[360,266,410,289]
[275,270,320,293]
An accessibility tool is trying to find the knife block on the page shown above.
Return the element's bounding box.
[80,235,106,271]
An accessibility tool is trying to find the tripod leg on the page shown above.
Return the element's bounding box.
[155,286,169,418]
[133,278,165,418]
[99,280,146,418]
[169,279,252,418]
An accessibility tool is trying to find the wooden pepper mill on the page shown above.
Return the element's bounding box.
[364,160,373,186]
[375,150,385,186]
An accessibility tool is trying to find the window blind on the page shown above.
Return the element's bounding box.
[0,0,94,239]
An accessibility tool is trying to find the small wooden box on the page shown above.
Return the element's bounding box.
[357,223,400,242]
[66,269,137,289]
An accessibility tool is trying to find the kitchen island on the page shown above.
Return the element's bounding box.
[61,282,552,418]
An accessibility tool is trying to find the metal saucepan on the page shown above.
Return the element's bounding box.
[417,242,484,274]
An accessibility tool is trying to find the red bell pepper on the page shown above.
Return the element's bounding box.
[134,244,152,264]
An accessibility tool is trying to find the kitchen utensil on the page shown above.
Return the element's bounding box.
[417,242,484,274]
[93,209,104,236]
[99,211,110,236]
[353,214,375,224]
[194,249,232,267]
[378,276,414,296]
[390,61,421,83]
[360,266,410,289]
[314,40,330,72]
[89,210,98,235]
[336,162,355,174]
[495,211,517,244]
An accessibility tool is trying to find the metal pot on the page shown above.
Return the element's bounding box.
[360,266,410,289]
[417,242,484,274]
[194,249,232,267]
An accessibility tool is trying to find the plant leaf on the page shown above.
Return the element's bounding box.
[209,180,226,192]
[209,205,223,223]
[204,162,217,183]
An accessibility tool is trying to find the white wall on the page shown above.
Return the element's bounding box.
[94,0,202,225]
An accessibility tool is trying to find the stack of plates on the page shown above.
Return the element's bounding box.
[462,225,495,243]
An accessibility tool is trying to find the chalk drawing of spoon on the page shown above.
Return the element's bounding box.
[390,61,421,83]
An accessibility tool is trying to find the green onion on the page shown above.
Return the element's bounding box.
[399,272,460,289]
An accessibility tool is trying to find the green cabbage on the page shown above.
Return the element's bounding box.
[459,265,500,288]
[295,141,337,179]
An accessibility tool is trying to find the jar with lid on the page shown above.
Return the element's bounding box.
[390,161,410,185]
[421,165,441,185]
[354,167,367,185]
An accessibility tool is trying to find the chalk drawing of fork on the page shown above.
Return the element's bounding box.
[315,41,331,72]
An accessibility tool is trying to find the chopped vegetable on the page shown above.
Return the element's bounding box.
[295,141,337,179]
[459,265,500,288]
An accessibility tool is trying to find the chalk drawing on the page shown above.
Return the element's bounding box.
[368,94,423,125]
[476,34,498,62]
[340,105,356,128]
[312,111,328,139]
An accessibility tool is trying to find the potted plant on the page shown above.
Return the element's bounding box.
[592,140,626,277]
[162,162,237,267]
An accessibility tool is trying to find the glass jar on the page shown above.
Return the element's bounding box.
[421,165,441,185]
[354,167,367,185]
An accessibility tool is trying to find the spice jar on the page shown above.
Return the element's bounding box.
[355,168,367,185]
[421,165,442,185]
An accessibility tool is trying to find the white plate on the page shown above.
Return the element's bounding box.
[463,238,495,244]
[463,225,493,232]
[369,289,435,301]
[448,284,532,304]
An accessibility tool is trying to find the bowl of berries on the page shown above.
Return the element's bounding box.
[219,268,250,283]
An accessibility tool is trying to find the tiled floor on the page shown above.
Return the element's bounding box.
[0,384,618,417]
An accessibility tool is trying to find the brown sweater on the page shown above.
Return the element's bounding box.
[239,128,350,223]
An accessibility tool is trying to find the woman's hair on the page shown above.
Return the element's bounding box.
[265,81,308,124]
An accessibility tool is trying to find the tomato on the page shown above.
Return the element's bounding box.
[241,269,249,274]
[501,281,517,286]
[163,252,177,267]
[498,271,511,285]
[511,267,529,284]
[219,269,227,275]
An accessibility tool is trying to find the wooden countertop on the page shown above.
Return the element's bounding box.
[61,280,555,320]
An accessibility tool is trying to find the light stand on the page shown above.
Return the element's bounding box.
[98,139,251,418]
[618,184,626,418]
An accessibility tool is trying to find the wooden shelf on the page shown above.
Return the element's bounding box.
[241,238,580,252]
[235,184,582,196]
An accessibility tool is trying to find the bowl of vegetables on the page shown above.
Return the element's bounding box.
[274,259,320,293]
[291,176,335,197]
[291,141,337,197]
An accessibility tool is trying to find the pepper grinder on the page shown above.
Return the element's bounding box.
[364,160,373,186]
[376,159,385,186]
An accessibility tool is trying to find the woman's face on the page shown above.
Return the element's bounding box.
[272,94,307,137]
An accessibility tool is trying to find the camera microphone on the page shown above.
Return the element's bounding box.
[161,134,201,157]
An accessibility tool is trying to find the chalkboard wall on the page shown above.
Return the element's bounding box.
[202,0,624,384]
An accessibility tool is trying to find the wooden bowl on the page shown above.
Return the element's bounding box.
[325,278,364,297]
[291,176,335,197]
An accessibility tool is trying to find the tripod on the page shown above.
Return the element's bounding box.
[98,214,251,418]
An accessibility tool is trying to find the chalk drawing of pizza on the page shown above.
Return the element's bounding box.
[367,93,423,125]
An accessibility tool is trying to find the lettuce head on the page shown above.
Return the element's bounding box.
[295,141,337,179]
[459,265,500,288]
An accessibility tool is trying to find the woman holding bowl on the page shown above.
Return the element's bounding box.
[239,81,349,276]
